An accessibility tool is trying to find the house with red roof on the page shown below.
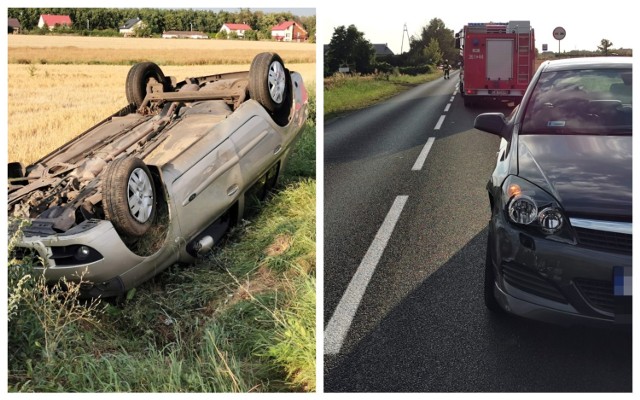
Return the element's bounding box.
[38,14,72,30]
[220,23,252,38]
[271,21,307,42]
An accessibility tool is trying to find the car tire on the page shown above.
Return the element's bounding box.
[248,52,289,114]
[126,62,167,108]
[103,157,156,238]
[484,235,503,313]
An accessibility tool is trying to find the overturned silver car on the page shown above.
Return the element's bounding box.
[9,52,309,297]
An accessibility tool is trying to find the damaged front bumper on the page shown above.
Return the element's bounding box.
[11,219,147,297]
[488,211,632,327]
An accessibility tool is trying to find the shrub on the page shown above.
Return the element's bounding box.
[8,224,104,372]
[244,30,258,41]
[398,64,432,75]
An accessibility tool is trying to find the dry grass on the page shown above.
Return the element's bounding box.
[8,63,315,166]
[9,35,315,65]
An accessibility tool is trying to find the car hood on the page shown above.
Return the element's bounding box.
[517,134,632,221]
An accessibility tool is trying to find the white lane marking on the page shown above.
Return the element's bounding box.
[444,103,451,112]
[324,195,409,355]
[412,137,435,171]
[450,96,455,102]
[434,115,446,130]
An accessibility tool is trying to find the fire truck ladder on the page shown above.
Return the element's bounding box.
[516,28,532,84]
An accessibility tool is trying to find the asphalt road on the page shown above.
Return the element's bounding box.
[323,71,632,392]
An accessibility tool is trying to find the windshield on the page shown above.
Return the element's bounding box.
[521,68,632,135]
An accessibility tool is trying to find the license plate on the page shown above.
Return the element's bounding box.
[490,90,509,95]
[613,266,631,296]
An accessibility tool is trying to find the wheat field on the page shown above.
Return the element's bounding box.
[8,63,316,166]
[8,35,316,65]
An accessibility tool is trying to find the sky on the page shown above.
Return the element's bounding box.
[321,0,636,54]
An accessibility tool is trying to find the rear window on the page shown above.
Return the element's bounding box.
[521,68,632,135]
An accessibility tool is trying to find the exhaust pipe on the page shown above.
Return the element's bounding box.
[192,236,214,254]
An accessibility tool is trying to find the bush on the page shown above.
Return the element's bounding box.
[398,64,432,75]
[8,224,104,376]
[372,61,393,74]
[244,30,258,41]
[216,31,227,40]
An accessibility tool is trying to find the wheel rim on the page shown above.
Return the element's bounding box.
[127,167,154,223]
[267,61,286,104]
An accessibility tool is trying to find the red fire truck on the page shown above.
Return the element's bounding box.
[455,21,535,107]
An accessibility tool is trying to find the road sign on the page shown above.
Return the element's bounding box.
[553,27,566,40]
[542,43,548,51]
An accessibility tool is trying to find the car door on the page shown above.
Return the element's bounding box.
[230,115,284,190]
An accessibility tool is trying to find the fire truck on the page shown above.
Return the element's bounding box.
[455,21,535,107]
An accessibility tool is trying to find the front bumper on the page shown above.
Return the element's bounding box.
[489,212,632,326]
[12,219,146,290]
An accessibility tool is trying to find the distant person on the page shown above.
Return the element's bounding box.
[443,62,451,79]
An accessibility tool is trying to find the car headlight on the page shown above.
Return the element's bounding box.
[502,176,571,239]
[538,207,564,234]
[508,194,538,225]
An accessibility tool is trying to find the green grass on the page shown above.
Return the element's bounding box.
[324,72,442,120]
[8,91,316,393]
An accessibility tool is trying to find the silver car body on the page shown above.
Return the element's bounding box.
[9,57,308,296]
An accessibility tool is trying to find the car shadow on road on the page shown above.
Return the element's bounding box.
[324,227,632,392]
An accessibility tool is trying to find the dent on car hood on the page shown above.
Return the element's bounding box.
[517,134,631,220]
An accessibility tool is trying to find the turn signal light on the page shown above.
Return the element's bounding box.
[508,184,522,198]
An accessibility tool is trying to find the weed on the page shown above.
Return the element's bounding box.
[7,226,105,378]
[324,72,441,119]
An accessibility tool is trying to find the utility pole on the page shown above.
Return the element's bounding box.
[400,23,409,54]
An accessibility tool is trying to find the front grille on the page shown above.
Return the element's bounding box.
[574,278,614,314]
[575,227,632,255]
[9,247,45,267]
[502,263,567,303]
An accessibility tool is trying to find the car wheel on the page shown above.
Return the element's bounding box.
[103,157,156,238]
[249,52,289,114]
[126,62,166,108]
[484,235,503,312]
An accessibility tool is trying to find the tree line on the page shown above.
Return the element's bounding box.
[8,8,316,42]
[325,18,458,76]
[325,18,631,76]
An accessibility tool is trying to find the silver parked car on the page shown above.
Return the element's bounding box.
[475,57,631,326]
[9,52,309,297]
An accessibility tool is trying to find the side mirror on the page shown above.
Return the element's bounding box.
[474,113,511,140]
